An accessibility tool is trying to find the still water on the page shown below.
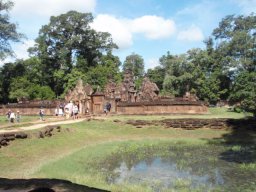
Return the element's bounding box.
[98,144,256,191]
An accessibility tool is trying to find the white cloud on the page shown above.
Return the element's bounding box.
[91,14,176,49]
[177,25,204,42]
[0,40,35,66]
[232,0,256,14]
[91,14,133,49]
[146,58,160,70]
[13,40,35,59]
[130,15,176,39]
[12,0,96,17]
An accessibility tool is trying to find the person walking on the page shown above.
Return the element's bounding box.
[39,108,45,121]
[9,111,16,123]
[73,104,79,119]
[16,111,21,123]
[6,110,11,122]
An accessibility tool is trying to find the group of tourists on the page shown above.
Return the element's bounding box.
[6,101,111,124]
[63,101,79,119]
[6,110,21,123]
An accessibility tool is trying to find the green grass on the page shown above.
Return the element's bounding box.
[0,112,255,191]
[0,115,40,126]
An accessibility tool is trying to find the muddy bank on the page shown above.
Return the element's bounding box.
[0,178,109,192]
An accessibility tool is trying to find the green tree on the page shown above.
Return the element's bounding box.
[211,14,256,110]
[9,76,31,100]
[9,76,55,101]
[161,53,195,96]
[212,14,256,72]
[123,53,145,79]
[30,11,117,95]
[0,61,26,103]
[0,0,23,59]
[229,71,256,116]
[147,66,165,90]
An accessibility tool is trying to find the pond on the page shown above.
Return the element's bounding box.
[96,143,256,191]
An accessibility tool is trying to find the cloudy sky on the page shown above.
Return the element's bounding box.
[3,0,256,69]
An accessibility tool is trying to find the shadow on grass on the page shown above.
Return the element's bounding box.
[209,118,256,164]
[0,177,109,192]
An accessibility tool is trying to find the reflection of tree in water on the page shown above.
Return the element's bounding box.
[96,142,256,191]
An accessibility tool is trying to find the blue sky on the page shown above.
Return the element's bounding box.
[2,0,256,69]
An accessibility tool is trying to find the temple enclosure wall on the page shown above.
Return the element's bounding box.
[0,73,209,116]
[0,100,208,115]
[116,101,208,115]
[0,101,59,116]
[117,105,208,115]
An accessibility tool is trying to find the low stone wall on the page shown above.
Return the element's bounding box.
[0,132,28,148]
[117,101,208,115]
[125,118,256,130]
[0,126,61,148]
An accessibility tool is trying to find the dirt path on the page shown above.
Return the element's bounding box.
[0,118,87,134]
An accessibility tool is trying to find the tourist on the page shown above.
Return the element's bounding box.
[9,111,16,123]
[39,108,45,121]
[73,104,79,119]
[64,101,73,119]
[16,111,21,123]
[104,102,111,115]
[58,107,64,116]
[106,102,111,113]
[55,107,58,116]
[104,103,108,115]
[6,109,11,122]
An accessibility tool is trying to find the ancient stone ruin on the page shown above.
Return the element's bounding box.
[64,79,93,114]
[137,76,159,102]
[0,70,208,115]
[101,69,208,114]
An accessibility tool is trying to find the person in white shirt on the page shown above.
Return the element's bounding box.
[10,111,16,123]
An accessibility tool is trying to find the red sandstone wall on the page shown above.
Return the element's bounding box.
[117,105,208,115]
[0,106,55,116]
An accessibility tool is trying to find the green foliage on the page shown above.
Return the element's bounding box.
[85,63,121,90]
[229,71,256,116]
[28,85,55,100]
[0,61,26,103]
[0,0,24,60]
[212,14,256,72]
[9,76,31,100]
[62,68,87,94]
[27,11,117,96]
[147,66,165,90]
[9,76,55,101]
[123,53,145,79]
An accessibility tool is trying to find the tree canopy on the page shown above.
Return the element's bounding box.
[0,11,255,116]
[0,0,23,60]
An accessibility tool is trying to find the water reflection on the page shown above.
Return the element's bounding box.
[109,157,226,191]
[98,145,256,191]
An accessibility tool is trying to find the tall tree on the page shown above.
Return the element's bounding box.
[0,0,23,60]
[0,61,26,103]
[212,14,256,72]
[229,71,256,117]
[147,66,165,90]
[30,11,117,95]
[123,53,145,79]
[212,14,256,111]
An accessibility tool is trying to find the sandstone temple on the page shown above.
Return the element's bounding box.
[0,70,208,115]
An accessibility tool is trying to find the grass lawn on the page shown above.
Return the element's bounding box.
[0,115,39,126]
[0,115,61,129]
[0,113,255,191]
